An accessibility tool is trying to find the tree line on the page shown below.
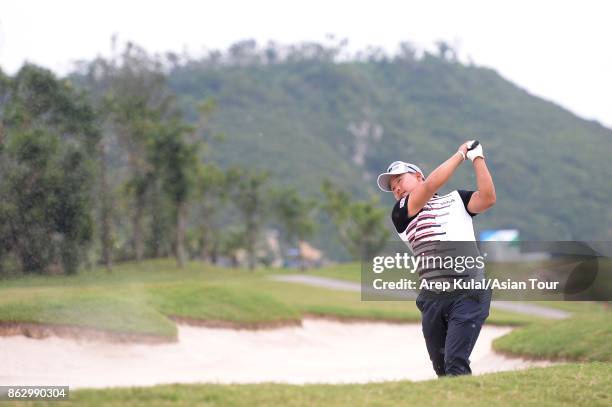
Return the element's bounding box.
[0,41,390,276]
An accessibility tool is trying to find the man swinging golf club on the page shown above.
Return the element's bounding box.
[377,140,496,377]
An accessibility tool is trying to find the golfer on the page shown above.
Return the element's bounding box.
[377,140,496,377]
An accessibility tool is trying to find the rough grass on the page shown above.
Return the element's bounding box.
[10,363,611,406]
[494,310,612,362]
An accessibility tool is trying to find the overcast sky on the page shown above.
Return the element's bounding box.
[1,0,611,127]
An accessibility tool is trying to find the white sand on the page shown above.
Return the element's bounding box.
[0,319,553,389]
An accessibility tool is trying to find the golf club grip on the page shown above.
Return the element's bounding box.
[467,140,480,151]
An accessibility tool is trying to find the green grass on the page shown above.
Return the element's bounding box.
[0,259,544,340]
[308,262,362,282]
[11,363,610,406]
[494,310,612,362]
[254,279,545,326]
[0,258,257,288]
[0,289,176,337]
[524,300,609,313]
[0,258,608,362]
[253,279,422,322]
[148,283,300,324]
[1,259,611,405]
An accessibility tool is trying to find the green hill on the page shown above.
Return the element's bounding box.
[167,52,612,248]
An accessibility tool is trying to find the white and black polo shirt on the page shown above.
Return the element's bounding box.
[391,190,482,285]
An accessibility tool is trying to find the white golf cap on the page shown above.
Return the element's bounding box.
[377,161,425,192]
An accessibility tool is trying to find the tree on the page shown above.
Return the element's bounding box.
[435,40,458,61]
[271,187,316,269]
[145,166,174,259]
[97,136,113,271]
[0,69,10,147]
[77,42,226,267]
[93,42,177,262]
[231,169,270,270]
[194,163,229,264]
[0,65,99,274]
[217,226,246,268]
[321,180,389,260]
[148,118,199,268]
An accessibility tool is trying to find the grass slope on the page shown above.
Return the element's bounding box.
[11,363,611,406]
[0,290,176,337]
[494,310,612,362]
[0,259,547,336]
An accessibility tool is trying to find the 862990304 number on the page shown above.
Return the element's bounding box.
[1,386,69,400]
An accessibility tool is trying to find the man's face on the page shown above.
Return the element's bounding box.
[390,172,422,200]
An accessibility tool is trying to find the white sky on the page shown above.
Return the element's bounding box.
[1,0,611,127]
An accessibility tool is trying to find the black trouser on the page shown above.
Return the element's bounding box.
[416,289,492,377]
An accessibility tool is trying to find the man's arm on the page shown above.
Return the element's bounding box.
[467,157,496,214]
[407,143,468,217]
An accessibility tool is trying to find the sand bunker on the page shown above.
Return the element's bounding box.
[0,319,554,389]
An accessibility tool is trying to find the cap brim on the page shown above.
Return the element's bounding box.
[377,169,425,192]
[377,173,394,192]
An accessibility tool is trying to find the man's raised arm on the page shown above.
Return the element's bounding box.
[466,145,496,213]
[408,142,469,217]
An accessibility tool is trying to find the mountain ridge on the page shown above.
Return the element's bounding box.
[165,54,612,251]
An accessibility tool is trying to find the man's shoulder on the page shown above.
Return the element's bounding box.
[432,190,457,199]
[444,189,477,217]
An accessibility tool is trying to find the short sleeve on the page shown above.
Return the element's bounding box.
[391,195,419,233]
[457,189,477,217]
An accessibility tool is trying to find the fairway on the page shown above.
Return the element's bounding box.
[0,259,610,406]
[0,259,550,341]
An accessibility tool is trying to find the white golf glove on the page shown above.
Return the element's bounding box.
[466,140,484,162]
